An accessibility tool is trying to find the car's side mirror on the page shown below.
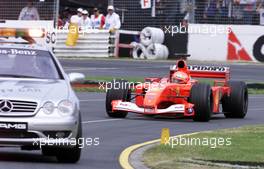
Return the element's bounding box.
[68,73,85,83]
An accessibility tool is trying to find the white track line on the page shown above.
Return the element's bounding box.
[249,108,264,111]
[82,119,122,124]
[250,96,264,99]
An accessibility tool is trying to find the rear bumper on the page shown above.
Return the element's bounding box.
[112,100,194,116]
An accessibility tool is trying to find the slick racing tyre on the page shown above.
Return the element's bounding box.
[222,81,248,118]
[189,84,213,122]
[105,80,131,118]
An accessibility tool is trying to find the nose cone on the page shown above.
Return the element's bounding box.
[144,88,163,107]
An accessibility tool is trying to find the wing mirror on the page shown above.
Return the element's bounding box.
[68,73,85,83]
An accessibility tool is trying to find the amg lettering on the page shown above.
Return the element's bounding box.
[0,123,27,130]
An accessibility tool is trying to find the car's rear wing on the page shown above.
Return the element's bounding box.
[170,65,230,80]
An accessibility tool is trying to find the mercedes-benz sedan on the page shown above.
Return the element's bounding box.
[0,43,84,163]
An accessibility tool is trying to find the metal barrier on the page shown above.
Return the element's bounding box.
[53,30,111,58]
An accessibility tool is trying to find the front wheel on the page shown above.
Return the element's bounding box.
[55,114,82,163]
[189,84,213,122]
[105,80,131,118]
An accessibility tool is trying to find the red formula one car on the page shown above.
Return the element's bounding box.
[105,58,248,122]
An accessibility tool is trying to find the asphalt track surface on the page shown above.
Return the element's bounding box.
[0,59,263,169]
[61,59,264,82]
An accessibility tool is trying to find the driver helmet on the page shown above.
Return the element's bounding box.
[172,71,189,84]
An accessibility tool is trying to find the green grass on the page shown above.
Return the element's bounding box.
[143,125,264,169]
[248,88,264,95]
[74,87,105,93]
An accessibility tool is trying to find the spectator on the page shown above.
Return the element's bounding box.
[181,0,196,23]
[80,10,92,30]
[256,0,264,24]
[204,0,218,23]
[18,0,40,20]
[104,6,121,32]
[57,16,64,29]
[257,0,264,11]
[195,0,208,23]
[241,0,257,24]
[216,0,232,23]
[61,7,72,26]
[232,0,244,24]
[91,8,105,29]
[64,8,83,28]
[71,8,83,25]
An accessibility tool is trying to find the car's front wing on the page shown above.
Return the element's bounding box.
[112,100,194,116]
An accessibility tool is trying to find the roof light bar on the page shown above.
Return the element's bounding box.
[0,28,45,38]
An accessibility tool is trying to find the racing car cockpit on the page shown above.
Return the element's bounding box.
[171,71,189,84]
[170,57,191,84]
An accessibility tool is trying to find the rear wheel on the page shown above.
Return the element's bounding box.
[105,80,131,118]
[189,84,212,122]
[222,81,248,118]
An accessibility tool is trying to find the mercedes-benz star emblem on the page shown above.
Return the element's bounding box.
[0,100,13,112]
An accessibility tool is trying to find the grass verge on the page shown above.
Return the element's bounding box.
[248,88,264,95]
[143,125,264,169]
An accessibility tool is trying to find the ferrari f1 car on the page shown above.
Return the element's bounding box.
[105,58,248,122]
